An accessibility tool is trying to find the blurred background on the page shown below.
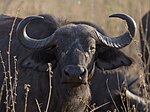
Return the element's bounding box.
[0,0,150,67]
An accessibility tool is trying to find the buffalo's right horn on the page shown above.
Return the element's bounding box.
[96,13,137,48]
[16,16,56,49]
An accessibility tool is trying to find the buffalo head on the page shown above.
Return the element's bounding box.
[16,13,136,111]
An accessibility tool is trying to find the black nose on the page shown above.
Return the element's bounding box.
[64,65,86,80]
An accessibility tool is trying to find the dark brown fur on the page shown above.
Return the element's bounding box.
[0,14,148,112]
[140,10,150,83]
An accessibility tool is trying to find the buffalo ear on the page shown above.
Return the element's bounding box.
[21,49,56,72]
[95,47,132,70]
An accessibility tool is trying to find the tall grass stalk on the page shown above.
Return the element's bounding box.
[45,63,53,112]
[89,102,110,112]
[0,51,9,112]
[12,56,18,107]
[106,79,120,112]
[7,10,19,112]
[35,99,42,112]
[24,84,30,112]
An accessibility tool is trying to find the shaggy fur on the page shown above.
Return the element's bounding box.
[0,14,148,112]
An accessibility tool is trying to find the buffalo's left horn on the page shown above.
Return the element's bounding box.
[96,13,137,48]
[16,16,56,49]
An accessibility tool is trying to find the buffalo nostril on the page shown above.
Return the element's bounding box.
[79,70,86,80]
[64,69,70,77]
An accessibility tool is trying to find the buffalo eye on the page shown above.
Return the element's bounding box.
[56,46,61,52]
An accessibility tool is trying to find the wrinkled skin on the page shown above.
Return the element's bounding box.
[0,14,148,112]
[49,25,95,112]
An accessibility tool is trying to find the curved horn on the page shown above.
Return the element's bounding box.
[96,13,137,48]
[16,16,55,49]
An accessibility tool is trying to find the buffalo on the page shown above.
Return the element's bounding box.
[0,13,149,112]
[140,10,150,83]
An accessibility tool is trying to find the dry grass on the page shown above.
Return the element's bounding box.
[0,0,150,111]
[0,0,149,61]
